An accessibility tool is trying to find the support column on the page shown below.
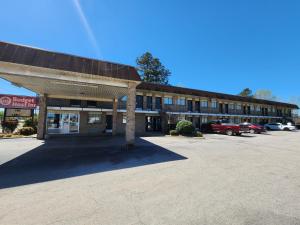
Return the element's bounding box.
[37,94,47,140]
[126,82,137,146]
[112,98,118,136]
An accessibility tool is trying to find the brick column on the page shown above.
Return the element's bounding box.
[112,98,118,135]
[126,82,137,146]
[37,94,47,140]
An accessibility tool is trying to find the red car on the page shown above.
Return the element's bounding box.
[240,123,266,134]
[208,120,244,136]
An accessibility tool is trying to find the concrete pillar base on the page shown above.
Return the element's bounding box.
[37,94,47,140]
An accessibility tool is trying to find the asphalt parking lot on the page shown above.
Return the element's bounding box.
[0,131,300,225]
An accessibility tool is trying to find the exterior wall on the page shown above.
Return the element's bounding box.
[44,93,296,137]
[79,111,106,135]
[135,114,146,134]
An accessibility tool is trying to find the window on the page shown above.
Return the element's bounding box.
[122,114,127,123]
[200,100,208,108]
[272,107,276,113]
[121,96,127,102]
[187,100,193,111]
[250,105,254,111]
[70,99,81,107]
[201,116,208,123]
[164,97,173,105]
[256,106,261,112]
[87,101,97,108]
[229,103,235,110]
[88,112,101,124]
[211,100,217,108]
[155,97,162,109]
[177,98,185,105]
[136,95,143,109]
[146,96,152,110]
[236,104,242,110]
[195,101,200,112]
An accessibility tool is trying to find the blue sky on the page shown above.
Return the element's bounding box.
[0,0,299,104]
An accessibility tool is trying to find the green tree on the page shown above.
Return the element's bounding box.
[0,110,3,120]
[136,52,171,84]
[254,90,278,101]
[238,88,253,97]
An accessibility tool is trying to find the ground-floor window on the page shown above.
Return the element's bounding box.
[47,112,80,134]
[201,116,208,124]
[88,112,101,124]
[145,116,161,132]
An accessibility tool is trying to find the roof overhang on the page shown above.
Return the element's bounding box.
[0,61,140,101]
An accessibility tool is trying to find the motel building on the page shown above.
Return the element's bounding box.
[0,41,298,145]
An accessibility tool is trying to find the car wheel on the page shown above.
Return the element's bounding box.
[226,129,233,136]
[284,127,290,131]
[249,129,255,134]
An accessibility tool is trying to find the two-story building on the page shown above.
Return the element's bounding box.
[0,41,298,145]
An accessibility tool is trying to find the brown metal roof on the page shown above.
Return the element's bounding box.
[137,82,299,109]
[0,41,141,82]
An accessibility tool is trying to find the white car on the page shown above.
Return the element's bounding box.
[264,122,296,131]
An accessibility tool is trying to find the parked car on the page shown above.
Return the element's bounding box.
[264,122,296,131]
[239,123,266,134]
[202,120,245,136]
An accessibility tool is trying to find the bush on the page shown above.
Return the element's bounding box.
[176,120,195,136]
[170,130,179,136]
[23,118,38,133]
[1,120,18,133]
[194,131,203,137]
[19,127,35,136]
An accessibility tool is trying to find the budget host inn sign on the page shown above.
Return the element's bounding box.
[0,94,38,109]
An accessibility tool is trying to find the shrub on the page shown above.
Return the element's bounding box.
[176,120,195,135]
[19,127,35,136]
[23,118,38,133]
[1,120,18,133]
[0,134,5,138]
[194,131,203,137]
[170,130,179,136]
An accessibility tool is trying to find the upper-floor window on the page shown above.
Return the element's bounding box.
[155,97,162,109]
[121,96,127,102]
[70,99,81,107]
[229,103,235,110]
[236,104,242,110]
[136,95,143,109]
[146,96,152,110]
[256,106,261,112]
[200,100,208,108]
[187,100,193,111]
[211,100,217,108]
[272,107,276,113]
[164,97,173,105]
[177,98,185,105]
[195,101,200,112]
[87,100,97,108]
[250,105,254,111]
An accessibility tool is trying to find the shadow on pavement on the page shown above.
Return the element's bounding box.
[0,136,187,189]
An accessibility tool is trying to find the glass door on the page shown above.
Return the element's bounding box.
[47,112,80,134]
[69,113,79,133]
